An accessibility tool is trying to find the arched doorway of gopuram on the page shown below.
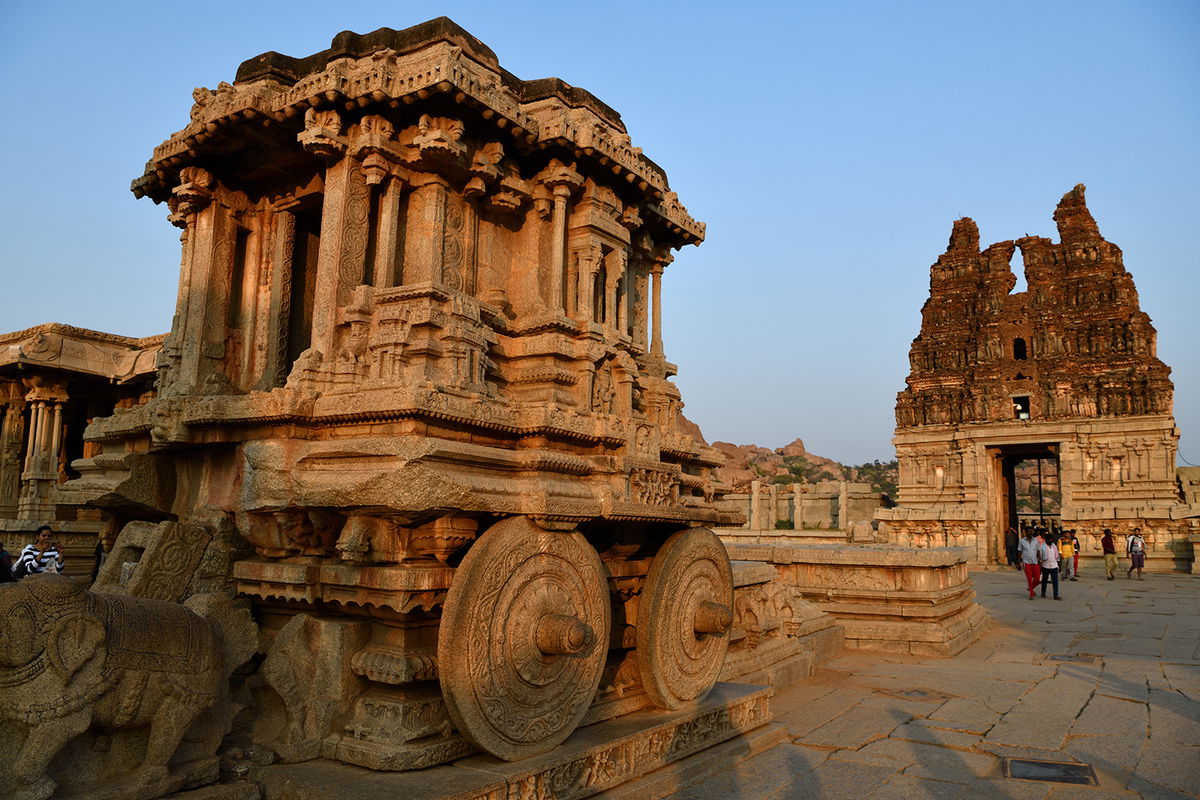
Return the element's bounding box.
[986,444,1061,564]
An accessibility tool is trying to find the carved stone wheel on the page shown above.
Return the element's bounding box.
[438,516,610,761]
[636,527,734,710]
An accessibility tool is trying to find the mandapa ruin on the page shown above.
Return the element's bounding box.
[877,185,1198,569]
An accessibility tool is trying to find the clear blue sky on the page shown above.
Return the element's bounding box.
[1,1,1196,465]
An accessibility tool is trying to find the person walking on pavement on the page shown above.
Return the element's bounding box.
[1069,530,1081,578]
[1005,526,1019,569]
[1040,533,1062,600]
[1126,528,1147,580]
[1059,531,1076,581]
[1101,528,1118,580]
[1019,528,1042,600]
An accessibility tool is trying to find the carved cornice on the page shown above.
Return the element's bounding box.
[132,19,704,247]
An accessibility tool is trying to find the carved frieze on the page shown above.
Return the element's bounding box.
[630,468,677,506]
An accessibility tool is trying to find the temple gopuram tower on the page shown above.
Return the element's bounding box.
[877,185,1197,570]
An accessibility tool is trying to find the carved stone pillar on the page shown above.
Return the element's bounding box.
[18,380,68,521]
[0,393,25,518]
[768,483,779,528]
[537,161,582,317]
[838,481,850,530]
[311,156,371,357]
[549,185,571,314]
[170,167,226,393]
[616,249,630,337]
[259,204,297,390]
[604,250,625,338]
[749,479,762,530]
[632,262,649,348]
[374,174,407,287]
[650,262,665,357]
[792,484,805,530]
[403,176,450,287]
[574,244,600,325]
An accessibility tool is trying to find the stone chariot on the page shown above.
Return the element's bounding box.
[68,17,742,772]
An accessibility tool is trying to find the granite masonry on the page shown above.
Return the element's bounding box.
[877,186,1200,570]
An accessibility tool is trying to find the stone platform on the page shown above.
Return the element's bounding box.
[723,542,989,656]
[663,568,1200,799]
[253,683,772,800]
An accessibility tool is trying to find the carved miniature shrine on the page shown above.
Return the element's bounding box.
[878,186,1197,569]
[3,17,762,800]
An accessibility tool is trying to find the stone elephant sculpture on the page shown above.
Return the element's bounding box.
[0,575,224,800]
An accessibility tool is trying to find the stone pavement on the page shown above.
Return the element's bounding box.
[672,568,1200,800]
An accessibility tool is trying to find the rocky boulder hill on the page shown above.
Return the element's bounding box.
[679,414,898,495]
[710,438,847,490]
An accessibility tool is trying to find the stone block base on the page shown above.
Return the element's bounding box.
[168,783,262,800]
[840,600,990,656]
[724,542,990,657]
[721,625,843,688]
[254,683,772,800]
[593,722,790,800]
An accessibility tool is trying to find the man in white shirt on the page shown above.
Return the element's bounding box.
[1018,528,1042,600]
[1126,528,1146,580]
[1040,534,1061,600]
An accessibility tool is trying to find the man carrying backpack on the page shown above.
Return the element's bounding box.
[1126,528,1147,580]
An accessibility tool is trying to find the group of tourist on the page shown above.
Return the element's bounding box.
[1007,521,1148,598]
[0,525,65,582]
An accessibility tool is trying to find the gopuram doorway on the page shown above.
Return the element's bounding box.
[987,444,1060,564]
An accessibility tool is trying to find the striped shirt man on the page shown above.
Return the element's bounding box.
[15,527,64,576]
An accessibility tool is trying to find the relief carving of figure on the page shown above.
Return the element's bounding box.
[592,362,615,414]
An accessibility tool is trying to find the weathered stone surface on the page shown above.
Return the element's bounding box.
[0,575,225,800]
[855,738,999,782]
[591,722,792,800]
[255,614,371,763]
[168,783,262,800]
[866,774,967,799]
[798,705,904,749]
[652,571,1200,800]
[255,683,771,800]
[878,186,1196,571]
[723,541,989,656]
[34,16,755,792]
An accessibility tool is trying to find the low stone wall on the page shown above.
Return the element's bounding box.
[721,542,988,657]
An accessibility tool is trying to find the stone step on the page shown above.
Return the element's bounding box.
[254,683,772,800]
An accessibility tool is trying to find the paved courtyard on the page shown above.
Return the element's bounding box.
[677,568,1200,800]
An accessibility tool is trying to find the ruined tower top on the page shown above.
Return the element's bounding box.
[896,185,1173,429]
